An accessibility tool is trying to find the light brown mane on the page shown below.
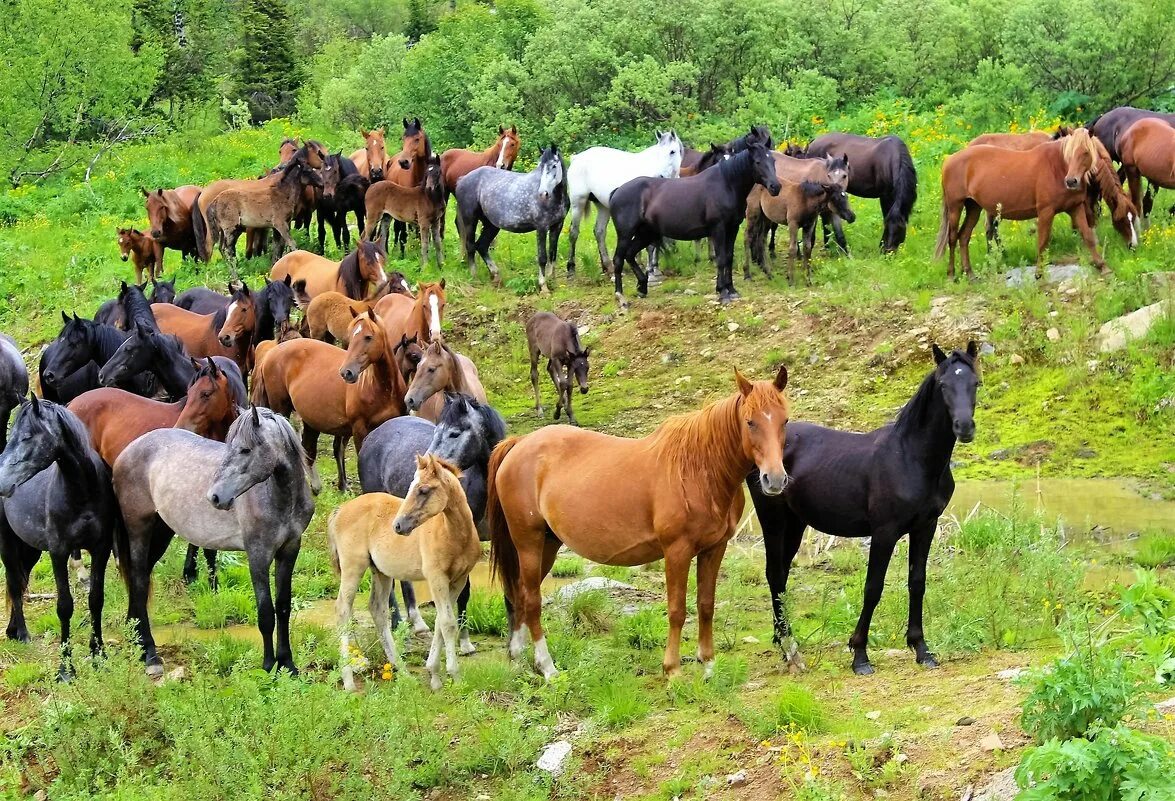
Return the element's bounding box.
[1090,135,1132,219]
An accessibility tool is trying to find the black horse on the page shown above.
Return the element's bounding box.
[317,152,364,252]
[0,334,28,452]
[747,342,979,675]
[94,280,166,330]
[802,133,917,253]
[357,394,507,647]
[0,396,118,679]
[175,286,231,315]
[609,141,780,305]
[40,313,155,401]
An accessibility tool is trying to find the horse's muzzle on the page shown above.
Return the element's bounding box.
[150,229,163,239]
[208,491,234,510]
[392,516,414,535]
[767,180,782,196]
[398,159,410,170]
[954,421,976,443]
[339,367,359,383]
[579,385,589,394]
[120,255,128,262]
[219,334,234,347]
[404,394,421,412]
[1065,177,1080,190]
[759,470,789,496]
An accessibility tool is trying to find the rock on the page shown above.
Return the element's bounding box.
[727,322,740,332]
[907,326,930,337]
[166,666,186,682]
[577,325,590,337]
[1046,327,1060,342]
[725,770,748,787]
[1075,448,1097,459]
[988,449,1011,461]
[1097,300,1172,352]
[979,342,995,356]
[1009,353,1024,365]
[1086,359,1099,372]
[996,667,1025,681]
[742,635,760,644]
[865,710,882,721]
[1006,263,1086,286]
[931,296,951,307]
[537,740,573,774]
[554,577,634,601]
[979,733,1004,752]
[974,767,1018,801]
[956,716,976,726]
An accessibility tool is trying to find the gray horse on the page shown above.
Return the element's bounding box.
[455,144,569,294]
[0,334,28,451]
[113,406,315,675]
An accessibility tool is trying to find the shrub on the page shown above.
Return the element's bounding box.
[567,589,612,635]
[1135,532,1175,569]
[3,661,45,690]
[550,556,585,578]
[1016,723,1175,800]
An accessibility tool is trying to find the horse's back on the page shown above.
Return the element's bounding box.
[358,415,435,495]
[272,250,338,299]
[68,387,175,465]
[152,302,206,335]
[1120,118,1175,167]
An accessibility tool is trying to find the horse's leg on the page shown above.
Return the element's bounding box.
[335,552,365,692]
[566,195,584,273]
[510,526,555,678]
[333,434,349,492]
[820,209,833,250]
[247,548,277,672]
[547,359,564,420]
[803,220,817,286]
[829,213,848,254]
[395,220,407,258]
[787,220,800,287]
[768,221,777,256]
[535,228,550,295]
[944,201,963,281]
[661,541,694,678]
[849,530,900,675]
[182,544,201,585]
[463,216,479,279]
[403,580,429,635]
[273,540,299,674]
[456,579,475,655]
[204,548,218,592]
[761,507,807,669]
[275,222,297,263]
[593,202,613,275]
[905,521,939,669]
[1033,209,1056,281]
[958,202,982,280]
[124,517,165,675]
[530,346,544,416]
[49,552,75,680]
[1,529,35,642]
[1072,206,1108,275]
[432,216,444,270]
[301,426,323,495]
[369,572,400,672]
[548,220,563,281]
[475,221,502,287]
[86,543,110,656]
[1126,167,1145,227]
[563,362,578,426]
[694,540,727,680]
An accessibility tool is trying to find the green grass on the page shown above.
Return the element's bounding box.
[1136,532,1175,568]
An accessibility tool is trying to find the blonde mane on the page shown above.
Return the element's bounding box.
[1061,127,1097,166]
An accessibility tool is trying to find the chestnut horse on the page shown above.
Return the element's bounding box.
[350,129,388,182]
[271,242,388,305]
[440,125,520,200]
[968,127,1072,150]
[365,153,446,265]
[250,310,408,491]
[152,283,256,374]
[373,279,447,347]
[305,275,412,346]
[385,118,432,255]
[935,128,1138,279]
[403,337,487,421]
[143,186,201,271]
[117,229,161,283]
[488,366,791,679]
[1118,118,1175,226]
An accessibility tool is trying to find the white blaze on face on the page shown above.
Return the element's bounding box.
[428,294,441,337]
[1129,212,1138,247]
[495,140,506,169]
[352,323,363,341]
[225,301,238,320]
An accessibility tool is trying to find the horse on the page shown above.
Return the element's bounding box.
[330,453,481,691]
[745,178,856,285]
[176,287,231,315]
[40,313,155,399]
[968,127,1072,150]
[250,310,408,491]
[754,151,852,266]
[440,125,521,199]
[94,279,160,332]
[525,312,589,425]
[488,365,790,679]
[365,152,446,266]
[305,275,412,346]
[358,394,507,643]
[271,241,388,305]
[403,337,487,421]
[372,279,447,348]
[679,142,733,177]
[143,186,201,272]
[394,334,425,383]
[149,278,176,305]
[0,397,117,679]
[386,118,433,255]
[350,129,388,182]
[609,141,780,306]
[0,335,28,452]
[117,229,161,283]
[935,128,1138,280]
[1118,118,1175,226]
[97,326,246,404]
[316,152,363,252]
[747,344,979,675]
[456,145,569,293]
[565,131,683,275]
[152,283,257,375]
[114,406,314,675]
[803,133,917,252]
[1087,107,1175,162]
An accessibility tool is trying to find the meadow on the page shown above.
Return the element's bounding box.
[0,116,1174,800]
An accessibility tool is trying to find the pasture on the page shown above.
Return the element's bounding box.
[0,116,1174,801]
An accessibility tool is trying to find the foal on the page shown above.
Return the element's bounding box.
[525,311,589,425]
[330,454,481,691]
[365,153,446,267]
[117,229,161,283]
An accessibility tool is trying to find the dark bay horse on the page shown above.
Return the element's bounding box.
[747,344,979,675]
[98,326,246,404]
[525,311,589,425]
[488,366,790,679]
[317,152,363,252]
[40,313,155,400]
[0,397,117,679]
[609,142,780,305]
[803,133,917,252]
[114,407,315,675]
[143,186,201,272]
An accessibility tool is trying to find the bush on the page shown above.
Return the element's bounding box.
[757,684,826,736]
[1016,723,1175,800]
[1135,533,1175,569]
[616,607,666,650]
[550,556,585,578]
[464,587,509,636]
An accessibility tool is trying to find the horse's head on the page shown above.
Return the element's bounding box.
[361,128,387,181]
[537,144,564,203]
[496,124,520,169]
[418,279,447,340]
[43,312,92,384]
[424,153,444,202]
[278,138,299,166]
[142,189,170,239]
[302,140,328,170]
[748,142,781,196]
[0,396,80,497]
[392,453,464,535]
[176,358,237,440]
[653,130,683,178]
[804,181,856,224]
[149,278,176,304]
[405,337,452,413]
[1089,134,1141,248]
[98,323,153,386]
[356,241,389,289]
[393,333,424,382]
[340,310,389,383]
[208,406,296,510]
[823,153,850,190]
[428,394,504,467]
[1062,128,1098,191]
[783,141,809,158]
[386,271,412,297]
[262,274,296,331]
[931,342,979,443]
[218,282,256,348]
[397,117,427,170]
[116,228,139,262]
[570,347,590,394]
[736,365,790,496]
[321,153,342,199]
[747,124,775,150]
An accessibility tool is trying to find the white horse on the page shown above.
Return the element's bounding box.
[566,130,683,276]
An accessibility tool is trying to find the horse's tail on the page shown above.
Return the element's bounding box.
[326,507,342,577]
[487,436,522,605]
[191,192,211,263]
[112,513,132,591]
[291,278,311,309]
[1086,112,1103,134]
[250,357,271,408]
[889,140,917,224]
[933,194,950,260]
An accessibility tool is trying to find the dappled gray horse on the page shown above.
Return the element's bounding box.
[114,406,315,675]
[0,334,28,451]
[455,144,569,293]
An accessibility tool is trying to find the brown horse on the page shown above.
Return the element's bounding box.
[373,279,447,347]
[745,178,856,285]
[365,153,446,265]
[404,337,487,421]
[384,118,432,254]
[305,274,412,345]
[935,128,1138,279]
[1118,118,1175,226]
[143,186,201,271]
[117,229,161,283]
[271,241,388,305]
[440,125,520,199]
[153,284,256,375]
[350,129,388,182]
[968,127,1073,150]
[393,334,425,382]
[250,310,408,491]
[488,366,791,679]
[68,359,238,467]
[525,311,589,425]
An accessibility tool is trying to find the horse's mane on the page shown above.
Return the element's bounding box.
[718,147,754,184]
[1088,135,1132,220]
[14,399,104,483]
[120,284,158,331]
[210,303,230,332]
[567,321,584,354]
[228,407,308,470]
[149,330,188,361]
[340,244,377,299]
[892,351,974,436]
[438,393,508,451]
[86,320,129,359]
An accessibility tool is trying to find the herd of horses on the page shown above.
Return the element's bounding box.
[0,103,1168,687]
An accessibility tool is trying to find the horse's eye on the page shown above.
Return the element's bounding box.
[746,420,755,428]
[202,391,213,400]
[365,335,373,342]
[449,430,460,438]
[428,367,437,373]
[418,486,430,495]
[239,448,251,456]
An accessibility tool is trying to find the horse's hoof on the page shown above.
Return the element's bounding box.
[852,662,875,676]
[7,629,31,643]
[647,272,664,286]
[459,640,477,656]
[919,653,940,669]
[429,674,444,692]
[56,667,75,683]
[145,660,164,678]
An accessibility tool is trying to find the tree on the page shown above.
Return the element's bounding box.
[405,0,436,44]
[237,0,305,123]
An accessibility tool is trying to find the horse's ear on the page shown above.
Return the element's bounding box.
[511,125,517,134]
[190,357,201,371]
[239,280,251,295]
[655,129,663,139]
[251,404,261,425]
[156,189,164,197]
[439,277,446,289]
[140,187,149,197]
[735,369,753,397]
[967,340,979,359]
[349,306,360,318]
[264,276,271,285]
[498,125,504,135]
[932,344,948,365]
[28,391,40,412]
[414,117,421,127]
[415,453,429,470]
[773,365,788,391]
[283,273,292,286]
[843,153,849,166]
[402,117,409,128]
[62,310,70,325]
[360,128,369,138]
[120,280,129,292]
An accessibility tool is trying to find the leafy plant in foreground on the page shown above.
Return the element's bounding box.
[1016,723,1175,801]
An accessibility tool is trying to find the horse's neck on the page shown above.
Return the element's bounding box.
[723,154,758,198]
[154,346,195,396]
[444,351,468,393]
[53,438,103,499]
[482,142,500,164]
[357,345,405,409]
[892,376,956,477]
[439,481,478,544]
[270,456,311,512]
[653,394,748,497]
[409,300,430,339]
